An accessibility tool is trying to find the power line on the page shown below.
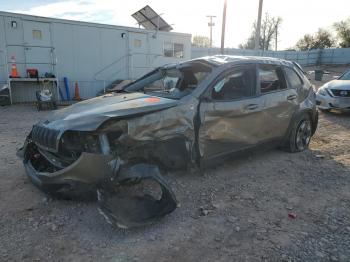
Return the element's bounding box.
[206,15,216,48]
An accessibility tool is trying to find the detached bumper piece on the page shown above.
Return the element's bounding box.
[97,164,178,228]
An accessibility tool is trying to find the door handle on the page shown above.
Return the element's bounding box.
[245,104,259,110]
[287,94,297,101]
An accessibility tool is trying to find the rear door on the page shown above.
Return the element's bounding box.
[257,63,298,139]
[198,64,266,159]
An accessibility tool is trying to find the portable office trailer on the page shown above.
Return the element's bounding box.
[0,11,191,102]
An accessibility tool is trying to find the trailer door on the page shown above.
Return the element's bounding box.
[23,20,54,76]
[128,32,149,79]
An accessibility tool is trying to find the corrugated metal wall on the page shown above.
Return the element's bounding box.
[191,47,350,66]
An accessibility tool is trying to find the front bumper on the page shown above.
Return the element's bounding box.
[22,143,114,198]
[316,93,350,111]
[22,143,178,227]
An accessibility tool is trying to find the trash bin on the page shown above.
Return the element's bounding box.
[314,69,324,81]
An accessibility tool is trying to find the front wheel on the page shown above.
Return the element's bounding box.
[284,114,312,152]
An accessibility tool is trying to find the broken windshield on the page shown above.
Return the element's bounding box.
[124,62,212,99]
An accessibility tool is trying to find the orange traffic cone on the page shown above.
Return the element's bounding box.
[73,82,82,101]
[10,55,19,78]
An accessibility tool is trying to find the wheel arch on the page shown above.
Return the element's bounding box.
[283,108,317,144]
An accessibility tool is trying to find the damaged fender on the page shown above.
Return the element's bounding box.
[97,163,178,228]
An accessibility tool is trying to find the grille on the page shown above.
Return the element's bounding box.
[31,125,60,151]
[331,89,350,97]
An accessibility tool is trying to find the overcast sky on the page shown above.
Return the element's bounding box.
[2,0,350,50]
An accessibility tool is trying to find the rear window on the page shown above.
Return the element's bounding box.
[284,67,303,89]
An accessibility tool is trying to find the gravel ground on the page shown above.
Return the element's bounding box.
[0,67,349,262]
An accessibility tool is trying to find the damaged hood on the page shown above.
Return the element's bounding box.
[42,92,178,131]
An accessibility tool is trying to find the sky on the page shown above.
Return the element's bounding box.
[1,0,350,50]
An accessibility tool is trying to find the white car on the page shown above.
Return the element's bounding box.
[316,69,350,111]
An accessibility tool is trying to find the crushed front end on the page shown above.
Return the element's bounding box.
[18,105,186,227]
[19,125,115,199]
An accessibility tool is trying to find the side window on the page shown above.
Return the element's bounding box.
[259,64,287,93]
[284,67,304,89]
[211,67,256,101]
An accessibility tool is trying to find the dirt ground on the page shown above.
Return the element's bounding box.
[1,66,350,262]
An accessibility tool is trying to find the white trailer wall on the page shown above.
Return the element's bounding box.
[0,12,191,100]
[51,22,130,98]
[0,16,7,87]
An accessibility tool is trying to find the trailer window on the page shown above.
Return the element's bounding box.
[32,30,42,40]
[164,42,184,58]
[164,42,174,57]
[174,43,184,58]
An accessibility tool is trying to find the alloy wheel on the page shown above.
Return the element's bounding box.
[295,120,312,151]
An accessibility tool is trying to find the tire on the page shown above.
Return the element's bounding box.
[284,113,312,153]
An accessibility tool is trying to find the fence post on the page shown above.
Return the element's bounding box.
[316,49,322,66]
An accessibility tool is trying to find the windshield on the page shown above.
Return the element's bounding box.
[124,62,212,99]
[339,70,350,80]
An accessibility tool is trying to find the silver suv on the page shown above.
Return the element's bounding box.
[19,55,318,228]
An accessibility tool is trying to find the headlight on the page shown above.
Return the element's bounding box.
[317,86,328,96]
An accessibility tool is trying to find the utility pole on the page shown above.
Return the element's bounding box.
[275,24,278,51]
[206,15,216,48]
[221,0,227,54]
[254,0,263,50]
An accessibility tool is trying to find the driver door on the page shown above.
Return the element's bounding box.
[198,64,266,160]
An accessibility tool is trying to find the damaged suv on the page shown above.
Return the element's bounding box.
[18,55,318,228]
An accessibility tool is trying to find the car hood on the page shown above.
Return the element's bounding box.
[41,92,178,131]
[325,80,350,90]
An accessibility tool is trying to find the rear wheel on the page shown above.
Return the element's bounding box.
[284,114,312,152]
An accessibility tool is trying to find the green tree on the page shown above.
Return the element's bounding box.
[334,18,350,48]
[313,29,335,49]
[192,35,210,47]
[295,29,335,50]
[239,13,282,50]
[296,34,315,51]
